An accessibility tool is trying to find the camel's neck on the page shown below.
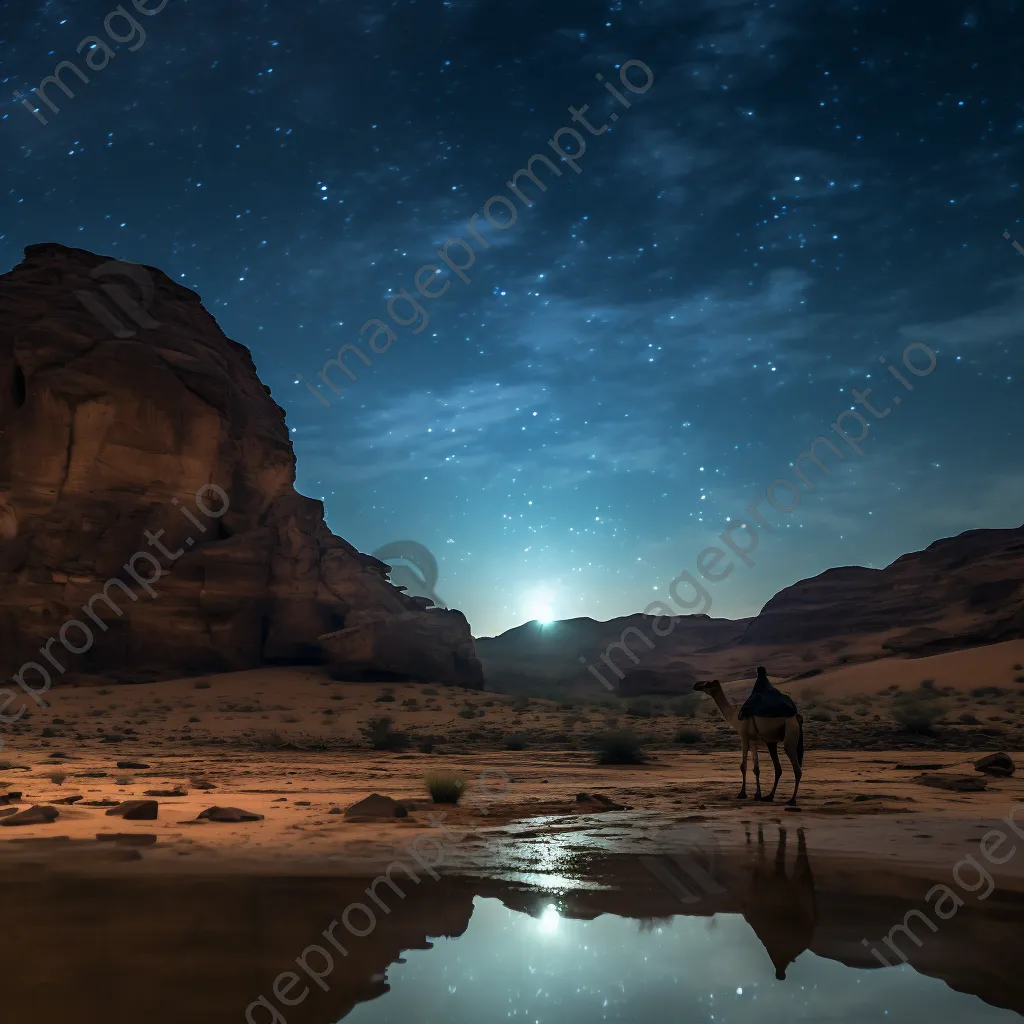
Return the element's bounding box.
[708,685,739,730]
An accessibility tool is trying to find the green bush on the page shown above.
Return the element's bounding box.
[675,729,702,745]
[425,771,464,804]
[595,729,646,765]
[360,715,410,751]
[892,693,944,735]
[505,733,527,751]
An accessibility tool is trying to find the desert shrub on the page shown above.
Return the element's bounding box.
[48,773,67,785]
[1015,675,1024,683]
[395,804,409,818]
[422,688,439,696]
[919,679,936,691]
[809,712,832,722]
[972,686,1008,698]
[360,715,410,751]
[457,708,479,720]
[402,698,419,708]
[189,716,202,723]
[626,698,654,719]
[97,689,111,696]
[836,713,853,723]
[41,727,56,738]
[675,729,702,745]
[670,694,699,717]
[558,700,576,711]
[375,692,396,703]
[425,771,464,804]
[959,713,980,725]
[1014,664,1023,671]
[891,693,944,735]
[505,733,527,751]
[418,738,436,754]
[595,729,646,765]
[511,696,530,712]
[194,679,211,689]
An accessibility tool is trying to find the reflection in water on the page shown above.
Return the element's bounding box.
[347,899,1020,1024]
[739,825,817,980]
[2,828,1023,1023]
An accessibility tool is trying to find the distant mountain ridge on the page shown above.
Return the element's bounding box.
[476,523,1024,696]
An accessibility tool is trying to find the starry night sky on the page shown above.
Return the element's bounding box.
[1,0,1022,637]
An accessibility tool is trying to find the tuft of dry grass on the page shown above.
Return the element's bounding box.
[425,771,465,804]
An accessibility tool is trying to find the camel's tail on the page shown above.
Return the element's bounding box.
[796,713,805,766]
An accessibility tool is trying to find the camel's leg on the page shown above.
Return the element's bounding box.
[784,718,803,805]
[764,743,783,801]
[752,738,763,800]
[738,732,749,799]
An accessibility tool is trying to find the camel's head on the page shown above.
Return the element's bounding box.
[692,679,720,693]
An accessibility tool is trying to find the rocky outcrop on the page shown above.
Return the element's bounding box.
[477,525,1024,695]
[0,243,482,687]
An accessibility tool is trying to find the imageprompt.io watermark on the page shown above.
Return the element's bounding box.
[74,258,160,338]
[296,57,655,409]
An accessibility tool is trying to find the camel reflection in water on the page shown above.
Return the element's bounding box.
[640,824,817,982]
[739,825,817,980]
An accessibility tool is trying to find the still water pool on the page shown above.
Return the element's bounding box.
[347,896,1021,1023]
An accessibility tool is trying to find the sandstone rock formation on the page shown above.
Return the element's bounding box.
[0,242,482,687]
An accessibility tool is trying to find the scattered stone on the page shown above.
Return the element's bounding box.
[344,794,400,819]
[294,801,311,806]
[144,788,187,797]
[197,806,265,822]
[974,753,1015,777]
[5,792,22,802]
[913,773,988,792]
[100,734,126,743]
[95,833,158,846]
[77,771,108,778]
[328,807,342,815]
[105,800,159,820]
[575,792,590,802]
[53,795,83,805]
[191,780,217,790]
[80,799,120,807]
[272,797,287,802]
[116,761,151,770]
[48,752,71,759]
[0,805,60,826]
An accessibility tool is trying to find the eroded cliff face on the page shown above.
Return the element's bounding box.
[0,242,482,687]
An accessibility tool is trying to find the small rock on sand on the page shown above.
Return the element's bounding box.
[0,805,60,826]
[144,788,187,797]
[914,773,988,792]
[197,806,265,822]
[116,761,151,770]
[105,800,159,820]
[974,753,1015,778]
[53,795,83,805]
[344,794,400,819]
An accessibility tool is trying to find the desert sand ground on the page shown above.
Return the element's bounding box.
[1,638,1022,877]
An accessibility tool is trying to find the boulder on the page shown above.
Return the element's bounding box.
[105,800,159,820]
[0,243,482,688]
[344,794,400,819]
[0,804,59,826]
[196,806,264,822]
[974,753,1015,777]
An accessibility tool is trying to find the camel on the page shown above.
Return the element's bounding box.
[693,678,804,804]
